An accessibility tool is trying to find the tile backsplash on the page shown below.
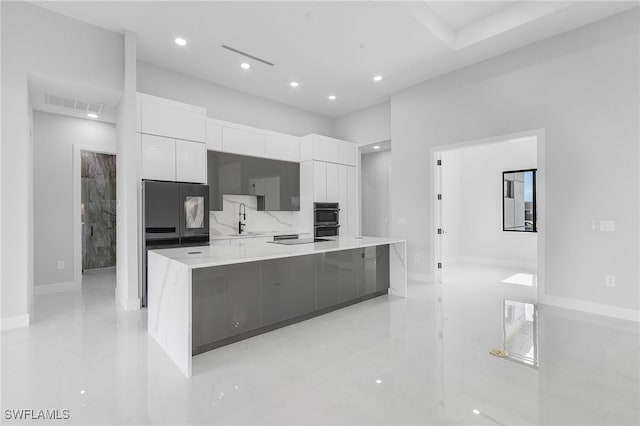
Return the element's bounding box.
[210,194,305,236]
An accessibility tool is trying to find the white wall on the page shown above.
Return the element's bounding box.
[333,101,391,146]
[442,139,537,269]
[1,1,124,329]
[115,32,140,311]
[361,149,391,237]
[33,112,116,286]
[137,61,333,138]
[390,10,639,312]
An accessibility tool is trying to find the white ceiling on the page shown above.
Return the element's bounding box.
[30,1,638,118]
[427,1,515,30]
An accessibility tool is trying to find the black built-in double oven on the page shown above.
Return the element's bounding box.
[314,202,340,237]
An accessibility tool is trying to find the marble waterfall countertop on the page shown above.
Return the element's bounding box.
[148,236,408,377]
[151,236,406,269]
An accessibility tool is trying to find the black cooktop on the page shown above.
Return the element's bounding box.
[269,237,333,245]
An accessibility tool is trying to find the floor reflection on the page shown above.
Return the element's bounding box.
[503,299,538,368]
[502,273,535,286]
[439,263,639,426]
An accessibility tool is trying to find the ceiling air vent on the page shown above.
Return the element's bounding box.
[45,93,104,115]
[221,44,275,66]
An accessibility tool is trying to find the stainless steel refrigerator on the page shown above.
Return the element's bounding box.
[142,180,209,306]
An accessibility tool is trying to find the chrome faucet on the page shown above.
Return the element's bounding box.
[238,203,246,234]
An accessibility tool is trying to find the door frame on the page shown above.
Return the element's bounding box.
[430,128,545,295]
[72,144,117,286]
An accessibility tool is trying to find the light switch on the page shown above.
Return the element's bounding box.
[600,220,615,232]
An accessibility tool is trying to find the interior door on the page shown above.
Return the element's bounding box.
[81,151,117,271]
[434,152,444,285]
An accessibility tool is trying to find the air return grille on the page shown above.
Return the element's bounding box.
[45,93,104,115]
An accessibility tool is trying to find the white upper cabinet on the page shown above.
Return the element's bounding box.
[141,134,207,184]
[313,139,339,163]
[141,134,176,182]
[138,93,207,142]
[264,133,300,162]
[208,118,301,162]
[338,143,357,166]
[222,127,265,157]
[206,119,223,151]
[300,134,357,165]
[176,140,207,184]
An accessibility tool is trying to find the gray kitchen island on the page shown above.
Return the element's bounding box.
[147,236,407,377]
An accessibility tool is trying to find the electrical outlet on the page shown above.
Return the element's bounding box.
[57,260,64,270]
[605,275,616,287]
[600,220,615,232]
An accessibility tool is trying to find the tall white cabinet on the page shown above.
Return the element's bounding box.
[300,134,359,237]
[137,93,207,184]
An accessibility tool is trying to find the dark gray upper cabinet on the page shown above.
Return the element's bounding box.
[207,151,300,211]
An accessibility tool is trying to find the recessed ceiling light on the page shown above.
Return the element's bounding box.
[373,75,383,82]
[87,113,98,119]
[241,62,251,70]
[174,38,187,47]
[472,409,480,415]
[373,145,380,150]
[375,379,382,384]
[290,81,299,88]
[328,95,336,101]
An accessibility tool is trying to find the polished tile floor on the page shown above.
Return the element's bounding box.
[1,265,639,425]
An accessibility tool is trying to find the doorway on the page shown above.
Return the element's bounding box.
[360,141,391,237]
[432,129,544,293]
[81,151,117,272]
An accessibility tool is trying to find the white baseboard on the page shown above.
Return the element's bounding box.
[84,266,116,272]
[1,314,30,331]
[34,280,81,295]
[445,256,536,271]
[539,294,640,322]
[408,272,433,283]
[115,288,141,311]
[442,257,464,265]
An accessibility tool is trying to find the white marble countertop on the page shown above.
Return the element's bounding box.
[151,236,406,269]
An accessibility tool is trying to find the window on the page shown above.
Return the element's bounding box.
[502,169,537,232]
